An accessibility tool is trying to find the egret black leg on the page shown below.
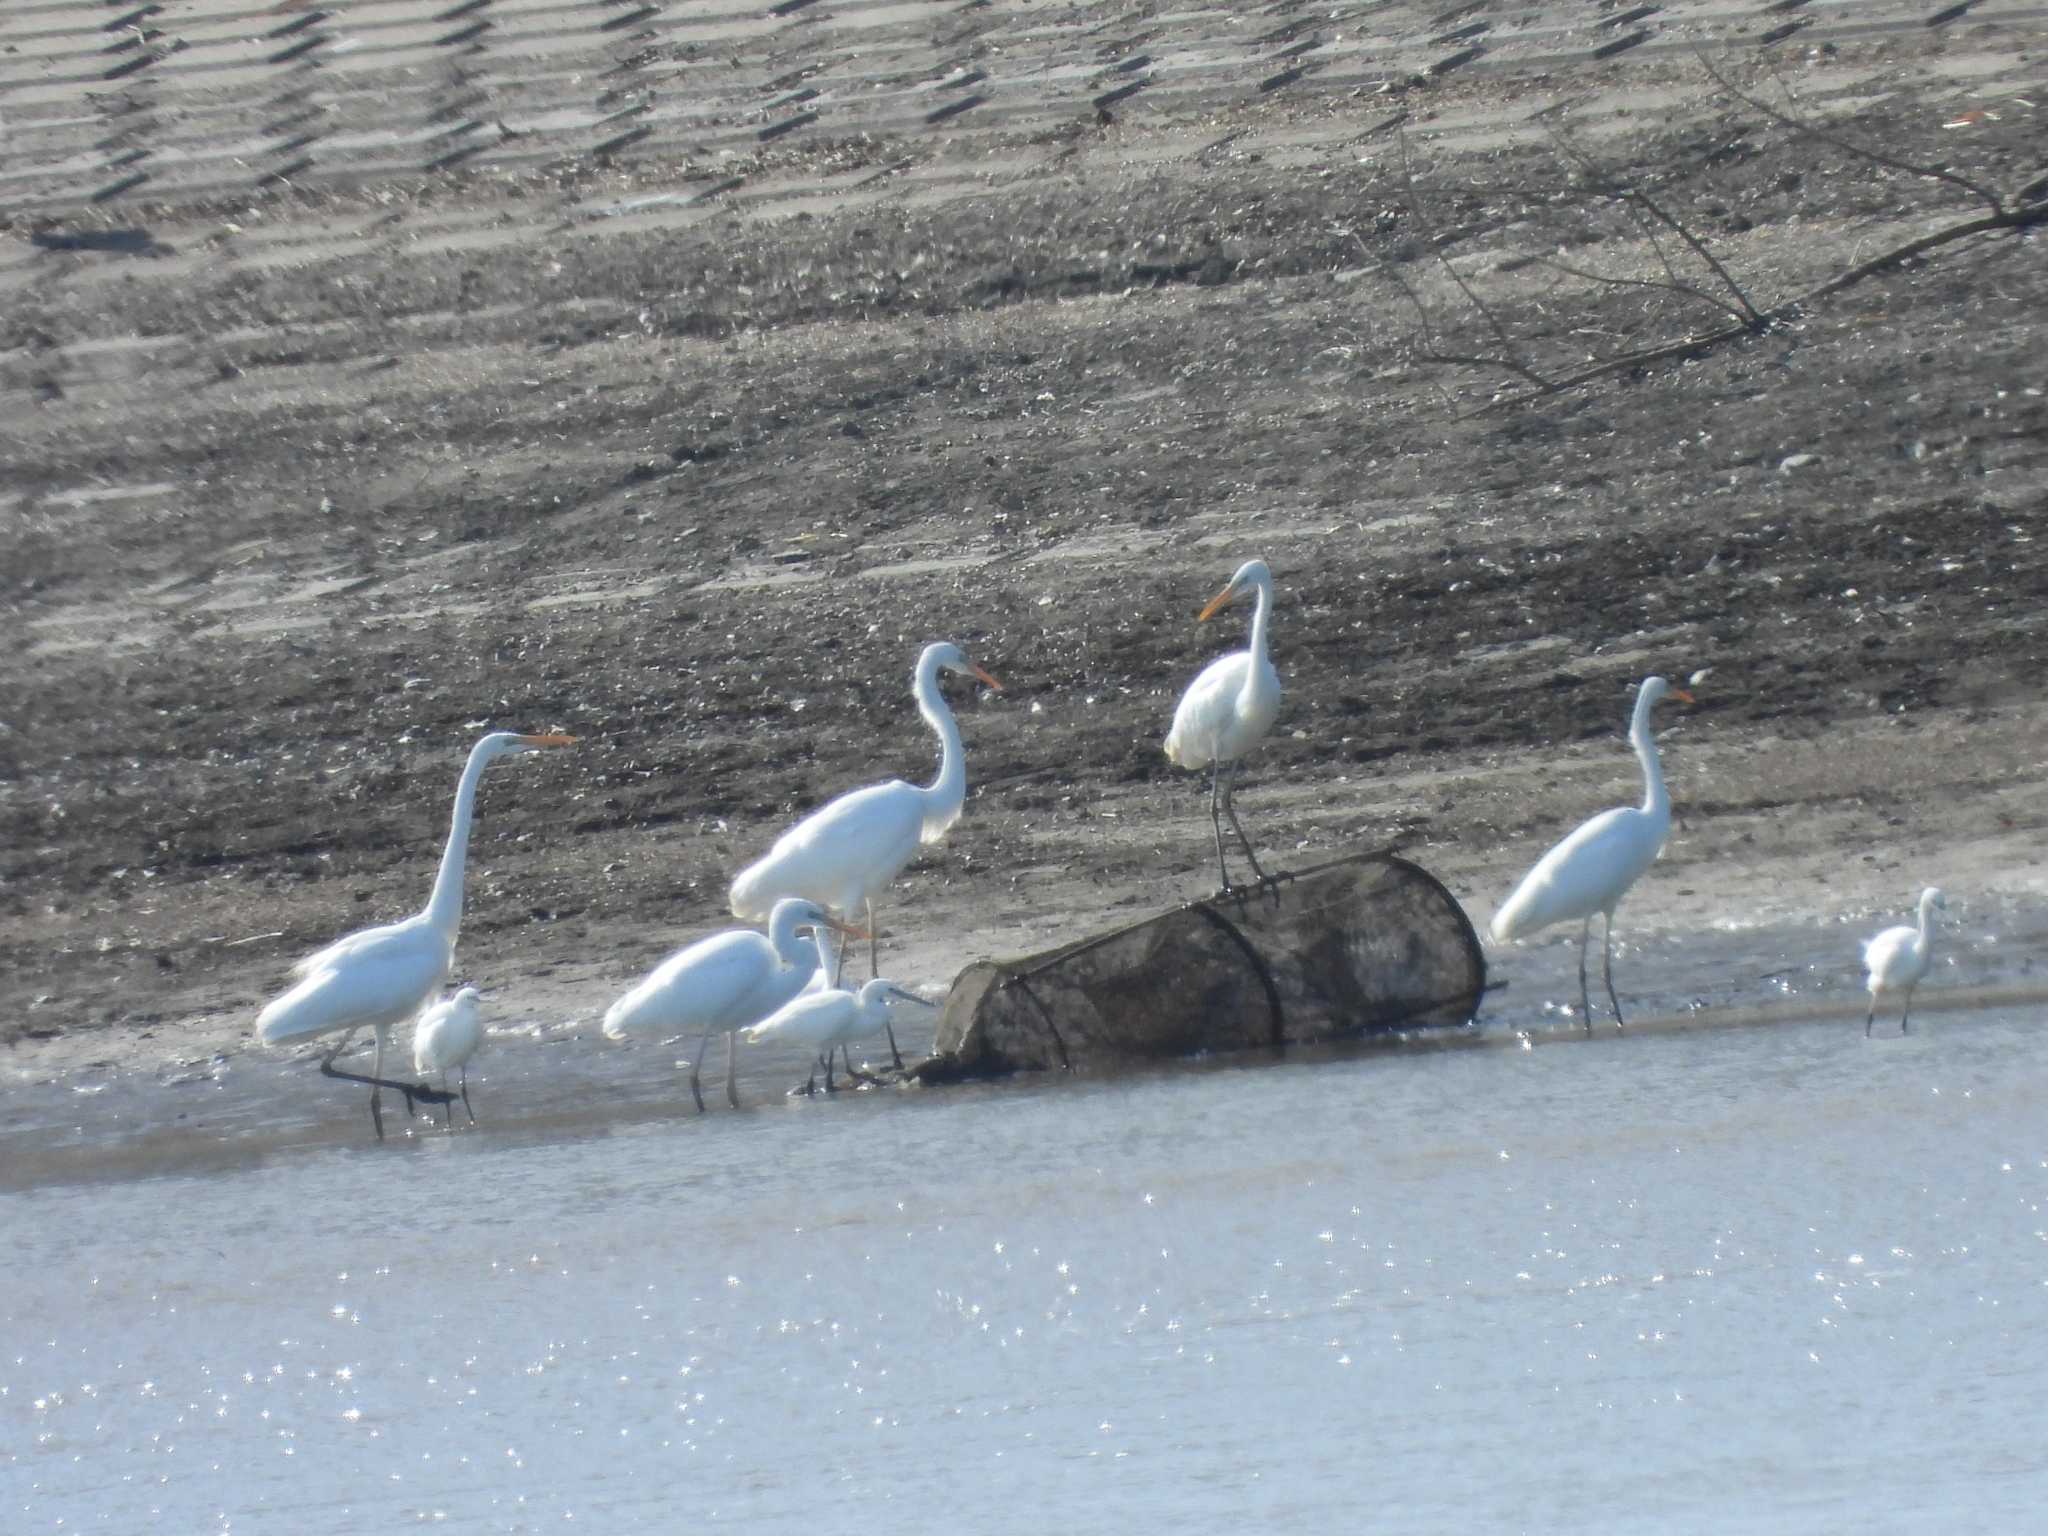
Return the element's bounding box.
[1901,986,1914,1036]
[1603,911,1625,1030]
[459,1065,474,1124]
[689,1025,712,1113]
[725,1030,740,1109]
[316,1024,450,1136]
[842,1044,876,1085]
[867,898,904,1069]
[438,1070,453,1127]
[1576,916,1593,1035]
[1865,999,1877,1038]
[1219,765,1268,886]
[1209,762,1231,890]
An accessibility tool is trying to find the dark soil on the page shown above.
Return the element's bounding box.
[3,3,2045,1079]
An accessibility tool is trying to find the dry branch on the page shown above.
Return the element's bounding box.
[1390,50,2048,414]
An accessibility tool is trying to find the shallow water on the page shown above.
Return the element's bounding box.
[9,999,2048,1533]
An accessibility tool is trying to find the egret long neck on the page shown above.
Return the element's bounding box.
[1244,574,1274,681]
[1917,895,1939,943]
[424,741,494,938]
[769,904,822,974]
[1630,689,1669,820]
[917,655,967,825]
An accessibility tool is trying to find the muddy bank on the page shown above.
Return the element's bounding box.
[2,2,2045,1138]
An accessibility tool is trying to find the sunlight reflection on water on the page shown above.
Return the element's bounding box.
[9,1009,2048,1532]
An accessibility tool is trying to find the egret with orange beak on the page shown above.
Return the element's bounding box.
[1490,676,1694,1031]
[1165,558,1281,891]
[729,641,1001,1066]
[256,730,576,1136]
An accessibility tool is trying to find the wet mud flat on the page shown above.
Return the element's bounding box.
[3,2,2047,1150]
[7,891,2048,1193]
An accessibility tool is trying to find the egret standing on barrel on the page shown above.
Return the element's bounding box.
[603,898,856,1111]
[255,730,576,1137]
[728,641,1001,1066]
[1863,887,1946,1036]
[1165,558,1281,890]
[1489,675,1693,1032]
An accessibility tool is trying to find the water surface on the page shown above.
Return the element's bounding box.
[8,1003,2048,1532]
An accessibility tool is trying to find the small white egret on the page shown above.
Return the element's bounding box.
[744,977,939,1094]
[728,640,1001,1065]
[256,730,575,1137]
[1489,675,1694,1031]
[603,898,856,1111]
[1864,887,1946,1036]
[1164,558,1281,890]
[413,985,484,1125]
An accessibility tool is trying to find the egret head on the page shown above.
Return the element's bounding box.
[869,979,937,1009]
[770,897,869,942]
[1922,887,1947,914]
[1638,676,1696,709]
[1198,558,1272,622]
[922,641,1003,693]
[478,730,578,761]
[452,985,482,1007]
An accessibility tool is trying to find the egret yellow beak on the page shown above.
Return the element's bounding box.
[969,663,1003,691]
[1197,583,1237,623]
[518,733,578,746]
[1669,689,1696,706]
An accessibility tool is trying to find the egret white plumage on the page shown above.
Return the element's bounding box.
[255,730,575,1137]
[744,977,938,1094]
[1164,558,1281,890]
[1489,675,1693,1032]
[1863,887,1946,1037]
[413,985,484,1125]
[603,897,855,1111]
[728,640,1001,1066]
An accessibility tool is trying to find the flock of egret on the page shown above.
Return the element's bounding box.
[254,558,1946,1138]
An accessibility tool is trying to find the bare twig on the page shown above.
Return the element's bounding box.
[1702,47,2005,215]
[1534,254,1753,325]
[1618,187,1767,327]
[1538,113,1768,327]
[1794,204,2048,307]
[1397,129,1557,389]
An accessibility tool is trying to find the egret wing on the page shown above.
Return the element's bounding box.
[258,919,451,1043]
[730,780,925,918]
[1492,807,1664,940]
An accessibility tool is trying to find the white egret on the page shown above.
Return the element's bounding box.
[1864,887,1946,1036]
[1164,558,1281,890]
[603,897,856,1111]
[256,730,575,1137]
[413,985,484,1125]
[745,977,939,1094]
[728,640,1001,1065]
[1489,675,1694,1032]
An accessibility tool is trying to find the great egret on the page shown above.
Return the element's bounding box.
[1489,675,1694,1032]
[728,640,1001,1065]
[256,730,575,1137]
[1864,887,1946,1036]
[745,977,939,1094]
[1164,558,1281,890]
[413,985,483,1125]
[603,897,856,1111]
